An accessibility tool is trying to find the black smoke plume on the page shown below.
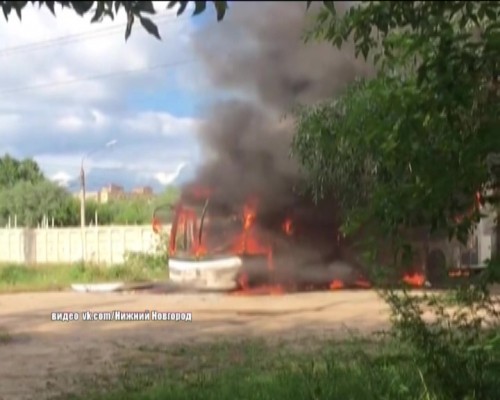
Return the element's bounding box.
[186,1,374,282]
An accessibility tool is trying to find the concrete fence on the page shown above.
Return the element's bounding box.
[0,225,171,265]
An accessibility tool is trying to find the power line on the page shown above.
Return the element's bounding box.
[0,13,189,58]
[0,59,197,95]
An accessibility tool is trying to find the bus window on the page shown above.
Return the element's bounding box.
[173,209,197,256]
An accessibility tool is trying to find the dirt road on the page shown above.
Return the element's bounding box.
[0,290,390,400]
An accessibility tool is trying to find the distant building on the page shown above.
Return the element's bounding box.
[72,184,153,204]
[131,186,154,197]
[99,184,125,203]
[85,191,100,202]
[72,191,100,202]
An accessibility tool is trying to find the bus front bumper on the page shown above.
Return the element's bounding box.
[168,256,243,291]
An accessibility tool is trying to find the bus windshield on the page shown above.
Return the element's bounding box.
[170,203,242,258]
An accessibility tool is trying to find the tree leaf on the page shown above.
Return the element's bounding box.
[213,0,226,21]
[103,0,114,19]
[323,1,336,15]
[72,1,94,16]
[193,1,206,16]
[125,11,134,41]
[334,34,342,49]
[484,7,497,21]
[139,16,161,40]
[167,1,178,9]
[137,1,156,14]
[177,1,188,16]
[45,1,55,16]
[13,1,27,21]
[1,3,11,20]
[90,1,104,22]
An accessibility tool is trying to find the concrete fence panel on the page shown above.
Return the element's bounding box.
[0,225,170,265]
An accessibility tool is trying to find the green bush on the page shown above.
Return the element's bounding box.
[384,258,500,400]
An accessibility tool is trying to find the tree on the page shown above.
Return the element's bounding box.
[79,187,180,226]
[293,4,500,398]
[0,180,76,227]
[295,1,500,242]
[0,155,76,227]
[0,154,44,189]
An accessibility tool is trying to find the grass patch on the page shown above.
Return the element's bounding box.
[0,327,12,344]
[0,253,167,293]
[60,337,436,400]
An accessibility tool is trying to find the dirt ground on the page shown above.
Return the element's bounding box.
[0,289,390,400]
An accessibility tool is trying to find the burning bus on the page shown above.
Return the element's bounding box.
[152,186,267,291]
[152,185,373,292]
[152,185,497,292]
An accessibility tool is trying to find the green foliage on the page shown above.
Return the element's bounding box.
[0,1,230,40]
[85,186,180,226]
[97,198,153,225]
[293,72,497,241]
[123,251,167,273]
[0,154,77,227]
[59,337,500,400]
[0,181,180,228]
[294,3,500,399]
[296,1,500,240]
[385,261,500,399]
[0,180,77,227]
[0,155,181,228]
[0,154,44,189]
[0,257,167,292]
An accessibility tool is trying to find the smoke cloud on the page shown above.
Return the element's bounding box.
[189,1,373,214]
[184,2,375,283]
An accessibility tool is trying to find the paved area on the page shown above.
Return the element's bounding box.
[0,290,390,400]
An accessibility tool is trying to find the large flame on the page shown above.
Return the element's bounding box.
[162,188,463,295]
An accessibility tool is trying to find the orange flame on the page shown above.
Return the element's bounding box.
[232,201,270,256]
[329,280,345,290]
[402,272,426,287]
[448,269,470,278]
[282,218,294,236]
[243,204,256,230]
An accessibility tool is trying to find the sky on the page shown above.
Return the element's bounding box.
[0,1,220,193]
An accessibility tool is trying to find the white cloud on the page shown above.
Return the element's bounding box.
[50,171,75,187]
[34,147,198,192]
[0,1,203,190]
[122,112,200,136]
[54,107,111,133]
[0,113,22,134]
[56,115,85,132]
[154,162,188,185]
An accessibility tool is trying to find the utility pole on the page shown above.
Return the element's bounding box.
[80,160,87,263]
[80,162,86,228]
[79,139,117,263]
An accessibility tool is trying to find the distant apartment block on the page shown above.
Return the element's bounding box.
[131,186,154,197]
[85,191,100,202]
[72,184,154,204]
[99,184,125,203]
[72,191,101,202]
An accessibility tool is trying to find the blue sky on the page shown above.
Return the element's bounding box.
[0,1,223,193]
